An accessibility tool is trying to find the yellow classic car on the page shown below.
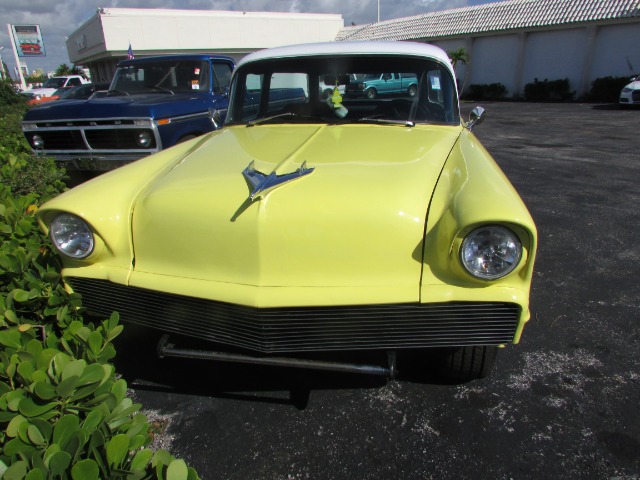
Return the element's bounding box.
[38,41,537,382]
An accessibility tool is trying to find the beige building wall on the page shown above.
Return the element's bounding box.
[67,8,344,83]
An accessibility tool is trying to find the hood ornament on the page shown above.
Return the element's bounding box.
[243,160,315,200]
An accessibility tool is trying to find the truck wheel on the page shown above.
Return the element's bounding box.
[434,346,498,382]
[408,85,417,97]
[366,88,377,99]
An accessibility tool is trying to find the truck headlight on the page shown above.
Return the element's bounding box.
[32,134,44,148]
[460,225,522,280]
[137,131,153,147]
[49,214,94,259]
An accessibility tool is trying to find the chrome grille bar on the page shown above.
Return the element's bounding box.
[68,277,519,353]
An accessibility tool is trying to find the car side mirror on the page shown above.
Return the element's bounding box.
[466,106,486,131]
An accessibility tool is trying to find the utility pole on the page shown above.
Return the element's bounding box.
[0,46,4,80]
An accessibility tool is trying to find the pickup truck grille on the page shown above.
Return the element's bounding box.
[37,131,85,150]
[84,130,152,149]
[23,118,157,151]
[68,277,520,353]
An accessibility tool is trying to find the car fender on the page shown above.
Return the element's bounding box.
[420,129,537,339]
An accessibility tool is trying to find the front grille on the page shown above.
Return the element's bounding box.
[36,131,86,150]
[68,277,520,353]
[24,118,155,153]
[85,129,155,149]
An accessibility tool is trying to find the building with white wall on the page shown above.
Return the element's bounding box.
[67,1,639,98]
[66,8,344,83]
[336,0,640,98]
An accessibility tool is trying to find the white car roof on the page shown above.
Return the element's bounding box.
[237,41,454,74]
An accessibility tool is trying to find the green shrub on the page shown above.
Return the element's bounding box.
[0,103,67,200]
[0,103,199,479]
[0,80,25,107]
[464,83,507,100]
[588,75,636,103]
[524,78,575,102]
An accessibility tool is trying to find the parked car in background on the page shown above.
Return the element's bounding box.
[22,55,235,171]
[27,83,111,106]
[37,41,537,382]
[345,72,418,98]
[27,75,89,99]
[619,74,640,107]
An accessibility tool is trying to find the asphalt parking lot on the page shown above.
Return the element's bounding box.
[114,101,640,479]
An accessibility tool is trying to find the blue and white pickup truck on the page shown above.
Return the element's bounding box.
[22,54,235,171]
[345,72,418,99]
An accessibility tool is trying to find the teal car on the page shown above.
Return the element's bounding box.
[345,72,418,98]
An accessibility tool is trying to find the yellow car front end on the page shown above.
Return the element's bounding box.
[38,41,537,381]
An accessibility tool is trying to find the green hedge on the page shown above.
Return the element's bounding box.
[463,83,508,101]
[0,81,199,479]
[588,75,635,103]
[524,78,575,102]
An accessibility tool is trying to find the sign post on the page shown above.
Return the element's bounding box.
[8,24,47,91]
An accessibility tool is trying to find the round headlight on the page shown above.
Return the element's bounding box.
[49,214,94,259]
[137,131,152,148]
[460,225,522,280]
[32,134,44,149]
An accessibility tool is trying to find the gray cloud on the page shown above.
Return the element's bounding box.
[0,0,486,81]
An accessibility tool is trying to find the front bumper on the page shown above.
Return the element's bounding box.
[619,90,640,104]
[40,152,153,171]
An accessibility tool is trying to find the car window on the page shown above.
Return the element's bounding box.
[111,60,213,94]
[212,62,233,93]
[226,55,459,126]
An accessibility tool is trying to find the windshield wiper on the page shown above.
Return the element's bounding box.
[246,112,298,127]
[106,89,130,96]
[147,86,175,95]
[355,117,415,127]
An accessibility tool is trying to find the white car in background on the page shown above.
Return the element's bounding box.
[619,75,640,107]
[26,75,90,99]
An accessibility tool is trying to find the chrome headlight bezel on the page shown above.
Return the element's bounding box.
[49,213,95,259]
[460,225,522,280]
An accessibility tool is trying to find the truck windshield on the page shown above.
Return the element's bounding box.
[226,55,460,126]
[43,78,67,88]
[110,60,211,95]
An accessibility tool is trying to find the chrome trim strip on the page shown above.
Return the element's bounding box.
[158,335,393,376]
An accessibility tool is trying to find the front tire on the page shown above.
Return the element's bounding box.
[435,346,498,382]
[366,88,377,99]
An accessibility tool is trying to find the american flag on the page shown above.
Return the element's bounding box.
[127,44,134,60]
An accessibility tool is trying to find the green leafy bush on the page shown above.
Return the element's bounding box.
[588,75,636,103]
[0,102,199,479]
[0,103,67,200]
[0,81,25,107]
[464,83,507,101]
[524,78,575,102]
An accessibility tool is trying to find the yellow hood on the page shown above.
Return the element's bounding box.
[130,124,461,303]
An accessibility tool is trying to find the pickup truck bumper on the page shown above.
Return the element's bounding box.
[37,152,156,171]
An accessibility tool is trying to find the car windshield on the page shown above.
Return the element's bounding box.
[43,78,67,88]
[59,85,93,99]
[226,55,459,126]
[109,60,211,95]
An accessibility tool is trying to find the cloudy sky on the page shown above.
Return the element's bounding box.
[0,0,494,78]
